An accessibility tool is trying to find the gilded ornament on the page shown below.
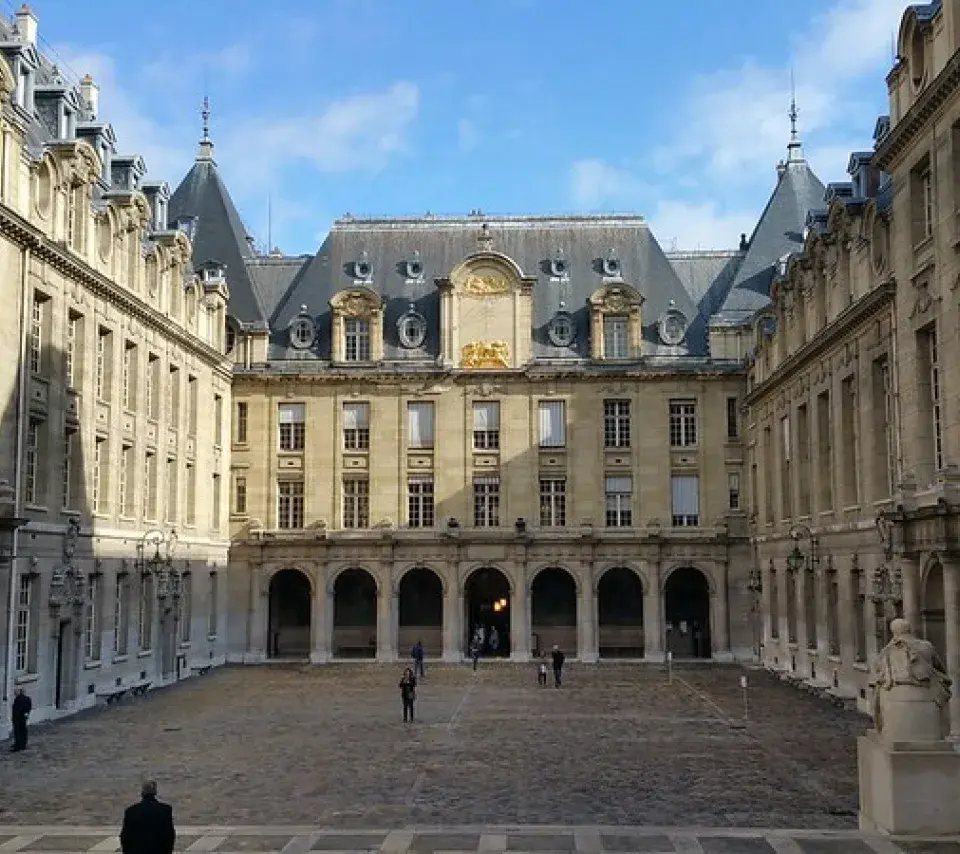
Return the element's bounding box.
[338,294,373,317]
[462,341,510,369]
[461,272,510,297]
[603,294,629,312]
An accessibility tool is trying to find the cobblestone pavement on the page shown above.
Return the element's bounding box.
[0,663,870,828]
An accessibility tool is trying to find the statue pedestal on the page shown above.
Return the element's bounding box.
[858,729,960,835]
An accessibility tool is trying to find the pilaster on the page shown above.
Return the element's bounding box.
[901,554,921,631]
[511,589,531,661]
[943,560,960,737]
[643,561,663,661]
[578,583,598,662]
[442,586,463,662]
[310,582,331,664]
[712,560,731,659]
[376,586,398,662]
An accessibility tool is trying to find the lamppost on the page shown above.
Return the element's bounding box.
[786,523,819,575]
[48,516,87,619]
[137,528,179,612]
[748,565,763,659]
[870,513,902,644]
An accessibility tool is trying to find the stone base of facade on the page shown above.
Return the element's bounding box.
[858,729,960,835]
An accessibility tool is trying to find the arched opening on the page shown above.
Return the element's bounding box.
[664,567,711,659]
[398,567,443,658]
[267,569,312,658]
[531,567,578,657]
[598,567,644,658]
[922,561,946,659]
[333,568,377,658]
[464,567,511,657]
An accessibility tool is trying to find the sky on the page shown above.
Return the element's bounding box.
[21,0,905,255]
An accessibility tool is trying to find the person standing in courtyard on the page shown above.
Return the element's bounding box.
[120,781,176,854]
[412,639,425,678]
[10,687,31,752]
[551,644,566,687]
[538,659,548,686]
[399,667,417,722]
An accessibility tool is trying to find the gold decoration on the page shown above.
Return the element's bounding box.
[337,294,374,317]
[603,294,630,312]
[462,341,510,369]
[461,273,510,297]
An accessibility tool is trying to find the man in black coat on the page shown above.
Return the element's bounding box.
[120,781,176,854]
[551,644,566,688]
[10,688,31,752]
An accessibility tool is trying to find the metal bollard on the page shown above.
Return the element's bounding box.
[740,674,749,722]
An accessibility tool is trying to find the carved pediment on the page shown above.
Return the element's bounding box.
[330,287,382,317]
[47,140,102,187]
[448,252,528,297]
[589,283,643,313]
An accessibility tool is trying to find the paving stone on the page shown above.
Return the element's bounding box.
[699,838,775,854]
[895,844,960,853]
[220,839,292,852]
[175,839,202,852]
[26,839,104,852]
[599,835,676,852]
[410,836,482,852]
[311,837,385,851]
[507,836,576,851]
[794,840,875,854]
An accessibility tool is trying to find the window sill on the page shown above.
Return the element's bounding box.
[229,513,249,520]
[96,398,111,406]
[853,662,869,672]
[137,650,153,659]
[408,446,435,452]
[92,513,111,520]
[232,442,250,451]
[113,655,129,664]
[61,509,81,518]
[827,654,842,663]
[83,660,102,671]
[207,634,218,642]
[278,449,305,455]
[123,407,136,417]
[912,236,934,254]
[178,642,192,650]
[14,673,39,685]
[24,504,48,514]
[119,515,136,522]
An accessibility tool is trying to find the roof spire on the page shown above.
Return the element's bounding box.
[786,71,805,164]
[197,95,216,163]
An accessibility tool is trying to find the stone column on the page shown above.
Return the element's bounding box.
[578,583,598,663]
[943,561,960,738]
[901,554,921,632]
[310,583,331,664]
[712,561,731,660]
[247,566,268,663]
[376,586,398,662]
[511,589,531,661]
[643,563,663,661]
[442,585,463,662]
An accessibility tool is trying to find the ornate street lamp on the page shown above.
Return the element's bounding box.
[871,513,902,643]
[48,516,86,618]
[787,523,819,573]
[138,528,178,609]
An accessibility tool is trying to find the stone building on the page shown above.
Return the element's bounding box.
[0,5,232,727]
[746,0,960,731]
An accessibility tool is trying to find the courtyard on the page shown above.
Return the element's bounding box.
[0,662,868,830]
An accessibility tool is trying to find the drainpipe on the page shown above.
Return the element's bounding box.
[4,244,30,722]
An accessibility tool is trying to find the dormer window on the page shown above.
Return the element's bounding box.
[404,258,423,280]
[397,309,427,349]
[549,257,568,278]
[603,317,629,358]
[353,255,372,281]
[330,288,383,364]
[345,319,370,361]
[289,315,315,350]
[601,254,621,278]
[588,284,644,360]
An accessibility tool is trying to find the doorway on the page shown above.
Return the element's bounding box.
[398,567,443,657]
[664,567,711,658]
[598,566,644,658]
[267,569,312,658]
[530,567,577,656]
[464,567,511,657]
[332,568,377,658]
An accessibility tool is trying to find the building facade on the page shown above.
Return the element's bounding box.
[0,5,232,727]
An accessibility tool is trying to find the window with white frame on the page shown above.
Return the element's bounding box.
[407,402,435,449]
[166,456,178,522]
[62,428,77,510]
[145,354,159,420]
[96,327,112,401]
[208,572,219,637]
[278,403,305,451]
[122,342,137,411]
[235,401,248,443]
[29,291,46,375]
[143,452,157,519]
[168,365,180,424]
[84,574,101,662]
[344,318,371,361]
[726,397,739,439]
[603,399,630,448]
[604,475,632,527]
[407,475,435,528]
[212,473,221,530]
[25,419,40,506]
[728,472,741,511]
[214,395,223,446]
[233,474,247,515]
[472,401,500,450]
[539,478,566,527]
[671,475,700,527]
[119,444,135,517]
[930,327,943,471]
[669,400,698,448]
[179,573,192,644]
[93,436,107,514]
[65,310,82,389]
[473,476,500,527]
[343,478,370,528]
[187,376,198,436]
[343,402,370,450]
[14,574,35,674]
[603,316,629,358]
[538,400,566,448]
[185,463,196,526]
[139,573,154,651]
[114,573,129,657]
[277,480,304,529]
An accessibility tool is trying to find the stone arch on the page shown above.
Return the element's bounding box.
[530,562,583,594]
[530,566,578,657]
[332,567,378,658]
[899,7,930,89]
[463,565,512,657]
[663,565,712,659]
[396,563,448,595]
[921,553,946,659]
[460,561,516,595]
[267,568,312,659]
[398,566,444,657]
[597,566,645,659]
[449,251,526,292]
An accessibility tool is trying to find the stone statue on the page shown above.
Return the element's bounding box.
[871,618,952,741]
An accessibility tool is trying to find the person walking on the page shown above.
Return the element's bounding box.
[551,644,566,688]
[120,781,176,854]
[470,639,481,671]
[399,667,417,723]
[412,639,425,678]
[10,687,31,752]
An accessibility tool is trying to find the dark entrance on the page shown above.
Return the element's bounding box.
[922,561,946,659]
[333,568,377,658]
[664,567,711,658]
[398,567,443,657]
[55,620,67,708]
[530,567,577,657]
[267,569,312,658]
[465,567,511,657]
[598,566,644,658]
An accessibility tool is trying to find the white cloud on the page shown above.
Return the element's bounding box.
[649,201,759,253]
[569,159,644,208]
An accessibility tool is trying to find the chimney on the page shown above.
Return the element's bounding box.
[80,74,99,120]
[15,4,37,46]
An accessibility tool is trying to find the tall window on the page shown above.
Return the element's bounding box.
[185,463,196,525]
[343,478,370,528]
[187,376,198,436]
[143,452,157,520]
[726,397,739,439]
[669,400,698,448]
[84,575,101,662]
[122,342,137,411]
[65,311,82,388]
[114,573,129,658]
[214,395,223,446]
[603,399,630,448]
[841,376,859,506]
[212,473,221,530]
[473,476,500,527]
[407,476,435,528]
[14,575,34,674]
[873,358,896,497]
[119,444,135,517]
[235,401,248,443]
[29,291,46,375]
[343,402,370,450]
[25,419,40,505]
[145,355,159,419]
[168,365,181,426]
[208,572,219,637]
[671,475,700,527]
[179,574,192,644]
[96,327,112,401]
[278,403,305,451]
[922,165,933,241]
[930,327,943,472]
[539,478,566,527]
[234,474,247,515]
[538,400,566,448]
[277,481,304,529]
[344,318,371,361]
[603,316,629,358]
[93,436,107,514]
[817,391,833,511]
[166,457,178,521]
[763,426,774,523]
[139,574,154,652]
[728,472,741,511]
[407,402,435,449]
[62,428,77,510]
[473,402,500,450]
[605,476,632,527]
[780,415,792,520]
[797,404,812,516]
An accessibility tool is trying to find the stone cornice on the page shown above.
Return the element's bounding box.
[874,51,960,170]
[745,278,896,407]
[0,203,232,381]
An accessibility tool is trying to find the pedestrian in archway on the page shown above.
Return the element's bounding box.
[551,644,565,687]
[10,687,31,752]
[399,667,417,722]
[470,638,481,670]
[412,639,425,678]
[489,626,500,655]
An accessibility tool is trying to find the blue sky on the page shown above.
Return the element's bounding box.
[26,0,904,254]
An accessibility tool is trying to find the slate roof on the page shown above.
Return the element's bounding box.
[168,144,266,324]
[267,215,705,362]
[713,143,825,325]
[667,250,743,326]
